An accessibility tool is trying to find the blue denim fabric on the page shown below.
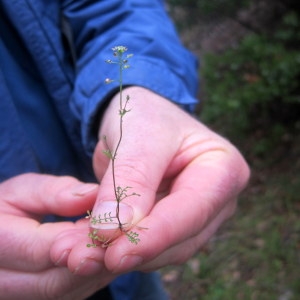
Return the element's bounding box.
[110,272,169,300]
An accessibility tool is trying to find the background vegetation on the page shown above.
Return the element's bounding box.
[162,1,300,299]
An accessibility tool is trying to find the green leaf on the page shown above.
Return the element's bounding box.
[102,149,113,159]
[126,231,140,244]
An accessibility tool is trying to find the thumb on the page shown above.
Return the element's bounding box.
[90,87,180,244]
[90,139,160,243]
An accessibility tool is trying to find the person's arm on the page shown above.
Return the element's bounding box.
[62,0,199,155]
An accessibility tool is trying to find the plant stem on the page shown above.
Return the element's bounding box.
[112,52,127,230]
[88,46,141,246]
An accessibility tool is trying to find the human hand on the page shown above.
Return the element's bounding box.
[0,173,115,300]
[90,86,250,274]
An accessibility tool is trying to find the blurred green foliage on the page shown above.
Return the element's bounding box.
[168,0,249,16]
[201,11,300,144]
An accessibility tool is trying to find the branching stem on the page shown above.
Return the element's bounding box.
[109,48,131,230]
[88,46,140,246]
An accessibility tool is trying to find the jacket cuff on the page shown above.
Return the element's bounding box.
[71,56,198,156]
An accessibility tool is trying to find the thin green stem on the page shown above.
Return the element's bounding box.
[112,55,126,230]
[87,46,141,246]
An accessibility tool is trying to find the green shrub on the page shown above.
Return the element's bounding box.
[168,0,249,16]
[201,11,300,141]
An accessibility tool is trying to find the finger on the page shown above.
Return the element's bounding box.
[136,198,237,272]
[50,220,106,276]
[103,147,249,272]
[108,196,236,274]
[0,267,114,300]
[0,174,99,272]
[0,215,75,271]
[1,173,98,218]
[0,217,105,275]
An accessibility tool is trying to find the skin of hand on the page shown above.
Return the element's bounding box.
[51,86,250,276]
[0,173,116,300]
[92,86,250,271]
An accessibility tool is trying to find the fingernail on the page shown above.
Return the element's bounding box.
[71,183,98,196]
[55,249,71,266]
[113,255,143,274]
[91,201,134,230]
[73,258,103,276]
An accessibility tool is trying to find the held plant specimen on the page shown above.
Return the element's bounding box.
[87,46,141,248]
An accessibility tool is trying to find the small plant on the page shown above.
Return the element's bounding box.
[87,46,141,247]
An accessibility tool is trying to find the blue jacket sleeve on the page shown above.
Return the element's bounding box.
[62,0,199,155]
